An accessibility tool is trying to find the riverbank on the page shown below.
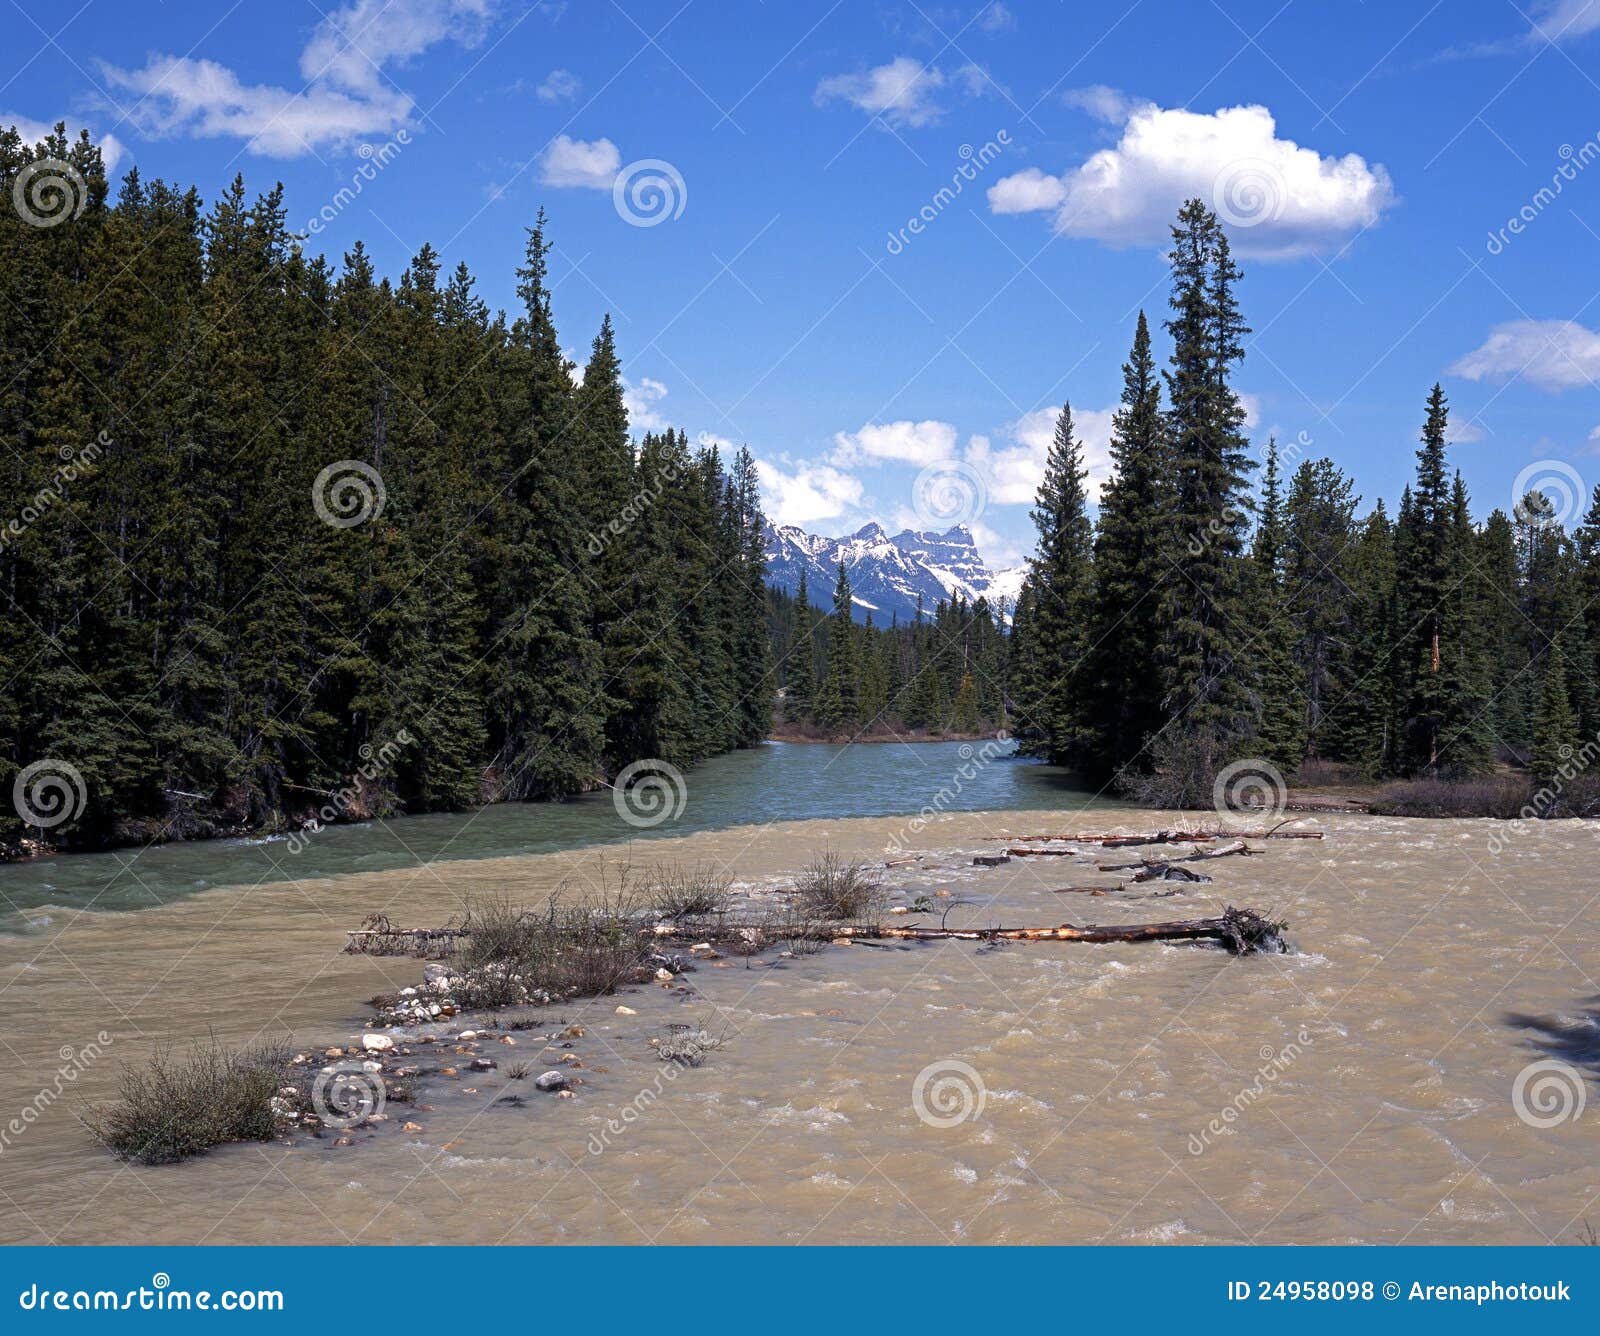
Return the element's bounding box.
[3,803,1597,1244]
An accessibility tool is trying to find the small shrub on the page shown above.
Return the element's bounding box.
[795,850,885,921]
[84,1037,293,1165]
[1368,777,1531,819]
[647,863,732,918]
[452,893,650,1007]
[506,1062,530,1080]
[657,1025,728,1067]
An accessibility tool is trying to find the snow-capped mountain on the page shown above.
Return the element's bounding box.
[764,521,1026,625]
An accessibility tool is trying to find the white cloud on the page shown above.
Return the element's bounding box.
[1528,0,1600,42]
[988,101,1394,260]
[99,0,493,156]
[761,458,866,527]
[830,419,959,467]
[1061,84,1143,124]
[538,134,620,189]
[815,56,948,128]
[1450,319,1600,392]
[1447,420,1487,444]
[536,68,580,102]
[3,113,126,175]
[623,376,669,431]
[965,405,1116,505]
[979,3,1016,33]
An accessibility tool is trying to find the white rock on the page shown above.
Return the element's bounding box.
[654,967,674,982]
[535,1070,569,1092]
[362,1033,395,1052]
[615,1005,637,1016]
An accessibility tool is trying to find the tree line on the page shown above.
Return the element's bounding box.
[769,565,1008,738]
[1010,198,1599,807]
[0,126,770,848]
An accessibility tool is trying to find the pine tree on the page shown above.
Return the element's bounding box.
[1251,437,1306,773]
[1532,650,1579,799]
[815,562,860,731]
[786,567,816,722]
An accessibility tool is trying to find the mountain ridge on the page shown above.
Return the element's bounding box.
[763,520,1025,624]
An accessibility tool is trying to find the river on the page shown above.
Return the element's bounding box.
[0,741,1595,1245]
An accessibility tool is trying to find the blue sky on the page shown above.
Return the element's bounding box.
[6,0,1600,566]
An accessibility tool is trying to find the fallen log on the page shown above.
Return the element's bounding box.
[840,906,1287,955]
[972,854,1011,867]
[1098,839,1253,872]
[1131,863,1211,884]
[992,826,1323,844]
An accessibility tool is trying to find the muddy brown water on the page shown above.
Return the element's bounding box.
[1,806,1596,1245]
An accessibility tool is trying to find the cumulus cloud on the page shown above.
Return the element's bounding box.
[814,56,994,129]
[830,419,959,467]
[538,134,621,188]
[1450,319,1600,392]
[1061,84,1144,124]
[980,3,1016,32]
[988,101,1395,260]
[536,68,580,102]
[622,376,669,431]
[100,0,495,155]
[965,405,1117,506]
[761,459,866,527]
[3,113,126,175]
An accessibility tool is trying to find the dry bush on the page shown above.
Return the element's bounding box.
[646,863,732,918]
[795,850,885,920]
[84,1038,293,1165]
[1367,777,1531,819]
[453,893,649,1006]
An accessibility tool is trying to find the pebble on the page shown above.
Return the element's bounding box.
[362,1033,395,1052]
[535,1070,569,1092]
[615,1005,637,1015]
[333,1136,352,1147]
[325,1047,344,1058]
[402,1121,423,1133]
[469,1057,497,1071]
[654,967,674,982]
[499,1035,517,1045]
